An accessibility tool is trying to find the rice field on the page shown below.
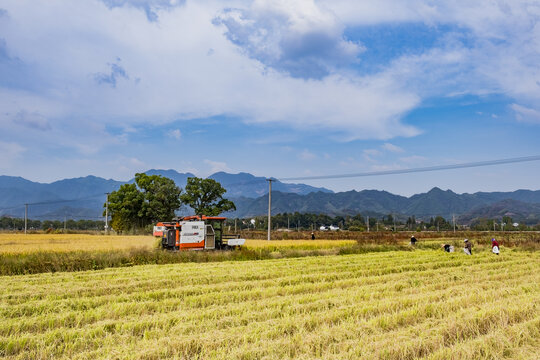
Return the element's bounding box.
[243,239,355,249]
[1,249,539,359]
[0,233,355,254]
[0,233,155,254]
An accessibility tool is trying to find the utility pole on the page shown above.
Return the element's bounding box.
[234,218,237,233]
[287,216,289,231]
[64,215,67,233]
[105,193,110,234]
[453,214,456,233]
[266,179,273,241]
[367,216,370,232]
[24,203,28,235]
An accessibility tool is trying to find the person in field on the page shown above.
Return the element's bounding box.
[410,235,417,246]
[311,232,315,240]
[463,239,473,255]
[491,238,500,255]
[441,243,454,252]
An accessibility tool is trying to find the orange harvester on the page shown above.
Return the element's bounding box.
[154,215,245,250]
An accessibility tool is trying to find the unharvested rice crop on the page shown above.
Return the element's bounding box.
[0,233,155,254]
[0,234,354,255]
[1,250,538,359]
[245,239,355,249]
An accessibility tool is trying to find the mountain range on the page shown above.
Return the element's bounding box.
[0,170,539,225]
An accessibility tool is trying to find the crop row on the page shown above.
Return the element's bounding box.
[1,250,538,359]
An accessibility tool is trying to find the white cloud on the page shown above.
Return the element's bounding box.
[204,159,231,174]
[106,155,147,178]
[324,0,540,106]
[399,155,427,164]
[512,104,540,124]
[298,149,316,161]
[0,0,539,181]
[381,143,404,153]
[13,110,51,131]
[0,0,420,143]
[362,148,381,162]
[0,141,26,169]
[169,129,182,139]
[100,0,185,21]
[214,0,363,79]
[363,149,380,156]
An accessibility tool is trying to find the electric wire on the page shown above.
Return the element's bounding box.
[278,155,540,181]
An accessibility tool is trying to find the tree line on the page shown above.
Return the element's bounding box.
[225,213,540,232]
[0,217,105,231]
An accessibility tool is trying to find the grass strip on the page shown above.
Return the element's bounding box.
[0,244,409,276]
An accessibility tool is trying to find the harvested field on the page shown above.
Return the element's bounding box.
[1,250,538,359]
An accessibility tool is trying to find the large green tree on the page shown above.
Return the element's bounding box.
[135,173,182,222]
[105,173,182,232]
[180,177,236,216]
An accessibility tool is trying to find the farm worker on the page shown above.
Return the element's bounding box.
[441,244,454,252]
[463,239,473,255]
[491,238,500,255]
[311,232,315,240]
[410,235,417,246]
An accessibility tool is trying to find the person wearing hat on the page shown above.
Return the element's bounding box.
[491,238,500,255]
[463,239,473,255]
[311,232,315,240]
[441,243,454,252]
[410,235,417,246]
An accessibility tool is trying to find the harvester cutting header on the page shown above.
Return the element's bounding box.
[154,215,245,251]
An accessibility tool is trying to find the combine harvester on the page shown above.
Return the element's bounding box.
[153,215,245,250]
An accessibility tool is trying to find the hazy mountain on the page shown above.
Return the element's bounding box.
[0,170,331,219]
[405,187,486,216]
[1,171,539,221]
[133,170,332,198]
[228,188,540,219]
[0,175,122,219]
[136,170,195,189]
[208,171,333,198]
[458,199,540,225]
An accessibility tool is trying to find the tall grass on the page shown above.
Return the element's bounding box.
[1,244,404,276]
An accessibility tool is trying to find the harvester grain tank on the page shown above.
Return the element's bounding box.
[154,215,245,250]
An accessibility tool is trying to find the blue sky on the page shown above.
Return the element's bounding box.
[0,0,539,196]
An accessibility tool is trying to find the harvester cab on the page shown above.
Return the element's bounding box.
[154,215,245,251]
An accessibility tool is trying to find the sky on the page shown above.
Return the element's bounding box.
[0,0,539,196]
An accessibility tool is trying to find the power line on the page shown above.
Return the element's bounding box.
[0,193,106,211]
[278,155,540,181]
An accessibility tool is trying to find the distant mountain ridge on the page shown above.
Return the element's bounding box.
[0,170,331,219]
[458,199,540,224]
[227,187,540,224]
[0,172,539,224]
